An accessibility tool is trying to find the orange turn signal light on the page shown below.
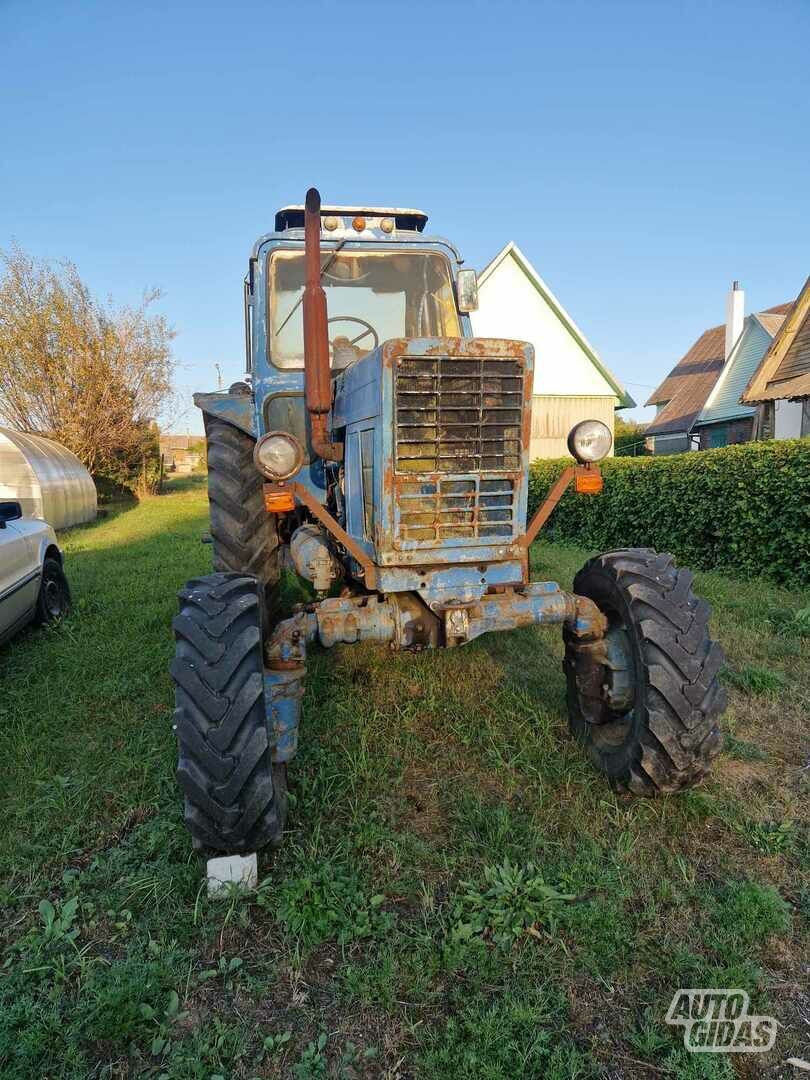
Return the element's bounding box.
[575,468,603,495]
[263,488,296,513]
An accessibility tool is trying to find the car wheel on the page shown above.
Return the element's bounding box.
[36,557,71,624]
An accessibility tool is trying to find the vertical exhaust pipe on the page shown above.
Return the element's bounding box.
[303,187,343,461]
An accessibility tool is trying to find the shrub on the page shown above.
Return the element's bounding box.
[527,440,810,584]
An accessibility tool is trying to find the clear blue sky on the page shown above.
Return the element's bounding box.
[2,0,808,433]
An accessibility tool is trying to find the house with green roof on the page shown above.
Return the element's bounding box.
[471,242,634,459]
[692,311,786,448]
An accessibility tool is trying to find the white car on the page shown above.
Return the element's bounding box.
[0,500,71,645]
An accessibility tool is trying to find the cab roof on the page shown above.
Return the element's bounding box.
[274,205,428,233]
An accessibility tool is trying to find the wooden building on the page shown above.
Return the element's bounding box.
[470,242,633,460]
[159,434,202,474]
[742,275,810,439]
[644,282,792,453]
[692,313,785,448]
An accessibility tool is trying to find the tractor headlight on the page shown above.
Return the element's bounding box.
[567,420,612,463]
[253,432,304,480]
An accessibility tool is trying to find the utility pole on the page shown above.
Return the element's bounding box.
[214,363,223,390]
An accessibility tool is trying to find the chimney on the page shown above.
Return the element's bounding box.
[725,280,744,360]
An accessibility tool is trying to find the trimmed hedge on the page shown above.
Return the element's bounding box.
[527,439,810,584]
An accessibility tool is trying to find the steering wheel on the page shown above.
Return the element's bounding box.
[327,316,379,351]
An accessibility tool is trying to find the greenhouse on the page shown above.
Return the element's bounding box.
[0,426,97,529]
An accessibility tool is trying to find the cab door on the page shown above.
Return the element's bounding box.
[0,513,40,640]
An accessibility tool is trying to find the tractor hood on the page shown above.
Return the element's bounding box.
[332,336,534,574]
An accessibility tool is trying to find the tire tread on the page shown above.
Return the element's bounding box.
[171,572,283,852]
[567,548,725,795]
[204,417,280,588]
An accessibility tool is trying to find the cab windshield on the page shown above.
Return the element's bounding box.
[268,249,461,369]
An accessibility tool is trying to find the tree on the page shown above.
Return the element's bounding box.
[614,415,650,456]
[188,438,208,473]
[615,415,647,438]
[0,246,175,494]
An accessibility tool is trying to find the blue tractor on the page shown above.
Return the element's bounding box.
[171,189,725,854]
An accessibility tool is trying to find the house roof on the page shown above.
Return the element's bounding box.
[477,242,635,408]
[742,277,810,403]
[755,312,787,336]
[645,301,794,437]
[693,313,785,428]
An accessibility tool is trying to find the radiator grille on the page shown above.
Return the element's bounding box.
[396,476,516,541]
[395,355,523,473]
[394,354,524,543]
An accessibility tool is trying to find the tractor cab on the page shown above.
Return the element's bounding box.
[244,202,479,381]
[266,239,464,371]
[200,193,533,597]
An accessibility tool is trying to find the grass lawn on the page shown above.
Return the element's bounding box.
[1,475,808,1079]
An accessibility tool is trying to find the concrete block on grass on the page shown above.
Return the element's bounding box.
[206,852,257,897]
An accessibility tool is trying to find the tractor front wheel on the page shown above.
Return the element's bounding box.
[565,548,725,795]
[170,572,286,853]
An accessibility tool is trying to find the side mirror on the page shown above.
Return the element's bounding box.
[456,268,479,313]
[0,500,22,528]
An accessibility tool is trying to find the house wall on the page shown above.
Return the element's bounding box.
[472,252,620,460]
[471,255,618,398]
[164,449,201,473]
[697,417,754,450]
[653,434,692,455]
[776,311,810,382]
[774,398,804,439]
[529,395,616,460]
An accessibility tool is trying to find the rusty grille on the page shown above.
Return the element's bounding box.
[394,354,523,542]
[395,355,523,473]
[396,476,516,541]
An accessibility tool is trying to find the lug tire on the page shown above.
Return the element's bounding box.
[564,548,726,795]
[35,557,71,624]
[204,416,280,589]
[170,572,285,852]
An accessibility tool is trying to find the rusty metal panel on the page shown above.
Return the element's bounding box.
[395,355,523,475]
[194,391,256,438]
[374,559,524,603]
[381,337,533,551]
[395,474,518,544]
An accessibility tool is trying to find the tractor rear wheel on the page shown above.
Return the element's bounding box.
[170,572,286,852]
[204,416,280,592]
[564,548,725,795]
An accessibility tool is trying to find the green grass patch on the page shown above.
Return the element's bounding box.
[1,477,807,1076]
[723,733,769,762]
[723,664,788,695]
